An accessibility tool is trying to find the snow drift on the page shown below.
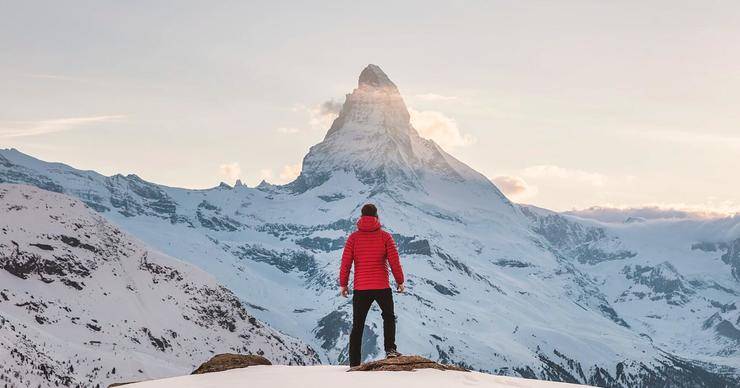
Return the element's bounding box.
[122,365,593,388]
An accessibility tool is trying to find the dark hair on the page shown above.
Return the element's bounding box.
[361,203,378,217]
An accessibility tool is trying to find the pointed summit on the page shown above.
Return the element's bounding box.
[289,64,507,204]
[322,64,410,141]
[358,64,397,89]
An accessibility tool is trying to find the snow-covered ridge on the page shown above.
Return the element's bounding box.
[0,184,318,387]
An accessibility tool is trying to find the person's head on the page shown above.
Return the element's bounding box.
[361,203,378,218]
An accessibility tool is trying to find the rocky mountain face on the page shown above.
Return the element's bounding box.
[292,64,507,202]
[0,184,318,387]
[1,65,739,387]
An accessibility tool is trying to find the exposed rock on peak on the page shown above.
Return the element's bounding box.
[358,64,397,89]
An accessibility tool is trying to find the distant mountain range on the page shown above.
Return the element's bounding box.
[1,65,738,387]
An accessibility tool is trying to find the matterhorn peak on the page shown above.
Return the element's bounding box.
[326,64,410,137]
[358,64,397,89]
[289,64,505,201]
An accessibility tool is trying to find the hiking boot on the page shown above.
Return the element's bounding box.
[386,349,402,359]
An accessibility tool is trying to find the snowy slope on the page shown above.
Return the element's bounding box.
[0,184,319,388]
[1,65,739,387]
[126,365,593,388]
[537,210,740,368]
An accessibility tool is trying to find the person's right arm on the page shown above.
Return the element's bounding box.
[384,233,405,291]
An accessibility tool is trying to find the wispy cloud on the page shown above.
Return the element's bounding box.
[292,99,474,151]
[0,115,126,138]
[566,202,740,221]
[409,108,475,148]
[279,163,301,182]
[522,165,608,187]
[218,162,242,183]
[276,127,300,134]
[258,168,274,183]
[414,93,459,102]
[258,163,302,185]
[24,73,87,82]
[22,73,114,88]
[291,100,343,133]
[626,129,740,150]
[492,175,538,201]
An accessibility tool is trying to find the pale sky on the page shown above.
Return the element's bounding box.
[1,1,739,214]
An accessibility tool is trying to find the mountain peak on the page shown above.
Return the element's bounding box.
[358,64,396,89]
[289,65,507,200]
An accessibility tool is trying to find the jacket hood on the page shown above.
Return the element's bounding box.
[357,215,381,232]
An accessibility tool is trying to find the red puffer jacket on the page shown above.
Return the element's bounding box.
[339,215,404,290]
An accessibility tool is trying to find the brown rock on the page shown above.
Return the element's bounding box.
[348,355,468,372]
[192,353,272,375]
[108,382,138,387]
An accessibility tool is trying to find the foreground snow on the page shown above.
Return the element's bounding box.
[127,365,593,388]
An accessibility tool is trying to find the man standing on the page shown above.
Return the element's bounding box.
[339,203,405,367]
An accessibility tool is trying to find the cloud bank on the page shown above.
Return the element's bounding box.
[218,162,242,183]
[290,100,343,132]
[409,109,475,148]
[492,175,538,200]
[565,205,738,223]
[258,163,302,185]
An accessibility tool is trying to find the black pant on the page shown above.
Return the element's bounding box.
[349,288,397,367]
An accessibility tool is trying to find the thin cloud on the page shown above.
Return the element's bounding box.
[492,175,538,201]
[23,73,114,88]
[565,203,739,222]
[409,108,475,148]
[319,100,342,115]
[257,163,302,185]
[414,93,459,101]
[218,162,242,183]
[276,127,300,134]
[279,163,301,183]
[522,165,608,187]
[0,115,126,138]
[25,73,86,82]
[258,168,274,182]
[626,129,740,150]
[292,100,343,132]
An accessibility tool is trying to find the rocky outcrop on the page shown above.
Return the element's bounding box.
[108,382,139,387]
[192,354,272,374]
[348,355,467,372]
